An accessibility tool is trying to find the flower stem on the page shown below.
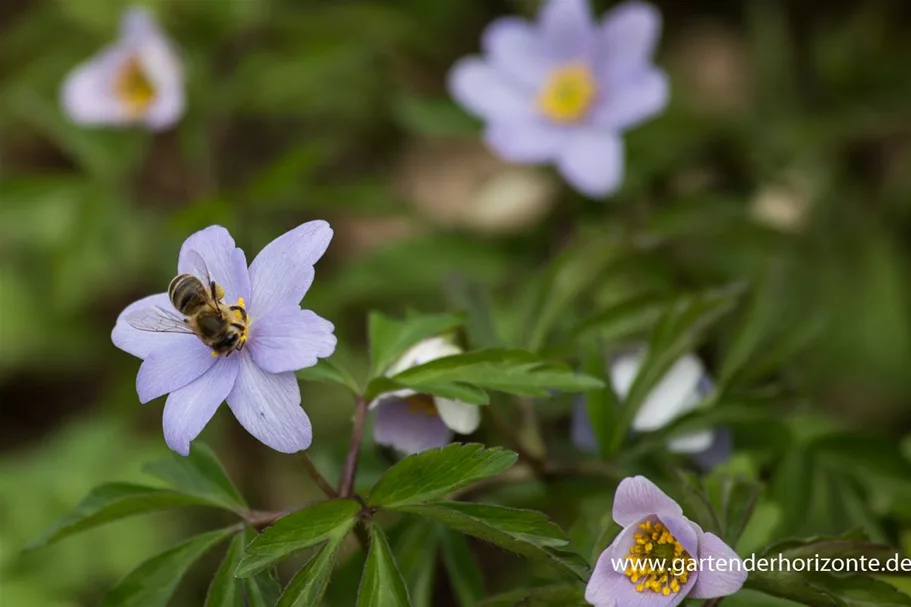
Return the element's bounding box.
[339,395,369,497]
[298,452,339,498]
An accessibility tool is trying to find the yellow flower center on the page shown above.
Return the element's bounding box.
[536,63,597,123]
[623,520,694,596]
[113,56,156,116]
[404,394,438,416]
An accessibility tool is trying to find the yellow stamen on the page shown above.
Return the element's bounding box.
[404,394,438,417]
[113,56,156,116]
[234,297,249,347]
[536,63,597,123]
[622,520,694,596]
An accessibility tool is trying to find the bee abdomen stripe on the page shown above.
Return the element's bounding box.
[169,274,206,315]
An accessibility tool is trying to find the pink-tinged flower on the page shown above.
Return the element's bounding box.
[112,223,336,455]
[61,7,184,130]
[448,0,668,197]
[586,476,747,606]
[370,337,481,454]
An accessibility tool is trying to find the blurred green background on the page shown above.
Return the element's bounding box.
[3,0,911,605]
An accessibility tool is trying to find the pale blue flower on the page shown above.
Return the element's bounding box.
[448,0,668,197]
[112,223,336,455]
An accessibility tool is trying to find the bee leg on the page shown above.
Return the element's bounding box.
[209,281,218,301]
[230,305,248,321]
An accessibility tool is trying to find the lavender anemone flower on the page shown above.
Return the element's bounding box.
[448,0,668,197]
[370,337,481,454]
[112,223,336,455]
[586,476,747,605]
[61,7,184,130]
[572,351,730,468]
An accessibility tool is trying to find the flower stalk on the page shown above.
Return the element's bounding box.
[339,395,369,497]
[298,452,338,499]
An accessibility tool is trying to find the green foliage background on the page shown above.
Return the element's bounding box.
[3,0,911,605]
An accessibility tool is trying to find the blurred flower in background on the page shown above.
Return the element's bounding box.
[448,0,668,197]
[371,337,481,454]
[61,7,184,130]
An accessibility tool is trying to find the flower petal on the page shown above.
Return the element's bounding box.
[628,353,704,432]
[690,532,748,598]
[136,339,217,403]
[387,336,461,376]
[373,397,453,454]
[226,353,312,453]
[112,292,193,359]
[612,476,683,527]
[599,1,663,78]
[484,120,566,163]
[537,0,596,62]
[162,356,239,456]
[178,226,250,304]
[667,429,715,454]
[61,44,134,126]
[248,220,333,319]
[657,513,699,557]
[556,130,624,197]
[692,428,733,471]
[482,17,550,89]
[435,398,481,435]
[248,306,337,374]
[571,400,598,452]
[592,68,669,131]
[448,57,535,122]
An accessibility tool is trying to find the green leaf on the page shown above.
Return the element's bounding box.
[205,532,246,607]
[296,358,362,395]
[394,520,439,607]
[143,442,247,511]
[392,93,480,137]
[381,349,604,400]
[368,311,463,378]
[394,502,587,582]
[439,527,485,607]
[357,525,411,607]
[277,536,345,607]
[572,292,672,345]
[812,433,911,485]
[100,527,236,607]
[476,585,588,607]
[27,483,213,549]
[367,443,518,508]
[366,377,490,405]
[760,529,900,563]
[748,572,911,607]
[582,342,622,458]
[236,499,360,576]
[246,570,283,607]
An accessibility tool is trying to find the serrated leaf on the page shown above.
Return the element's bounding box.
[476,585,588,607]
[439,527,485,607]
[296,358,361,395]
[277,536,345,607]
[357,525,411,607]
[394,520,439,607]
[236,499,360,577]
[143,443,246,511]
[100,527,236,607]
[394,502,587,582]
[368,311,463,378]
[28,483,214,549]
[366,377,490,405]
[367,444,518,508]
[205,532,246,607]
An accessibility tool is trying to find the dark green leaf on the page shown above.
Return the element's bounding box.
[368,311,463,378]
[28,483,213,549]
[582,342,622,458]
[100,527,236,607]
[394,520,439,607]
[367,443,518,508]
[748,571,911,607]
[277,536,345,607]
[241,528,284,607]
[296,358,361,395]
[812,433,911,485]
[366,377,490,405]
[143,442,247,511]
[444,276,502,350]
[760,529,900,563]
[394,502,587,581]
[357,525,411,607]
[476,585,588,607]
[438,527,485,607]
[205,532,246,607]
[572,292,672,344]
[236,499,360,577]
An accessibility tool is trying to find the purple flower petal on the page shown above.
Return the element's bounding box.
[178,226,250,303]
[556,130,624,197]
[657,513,699,557]
[373,397,453,454]
[247,305,337,374]
[484,120,566,163]
[60,44,134,126]
[537,0,596,62]
[482,17,550,90]
[571,400,598,452]
[248,220,333,318]
[112,293,194,359]
[599,1,663,79]
[448,58,535,122]
[613,476,683,527]
[690,532,748,598]
[592,68,669,132]
[691,428,733,471]
[120,6,159,39]
[227,353,312,453]
[162,356,239,456]
[136,339,216,403]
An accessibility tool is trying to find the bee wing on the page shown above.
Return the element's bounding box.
[125,305,196,334]
[182,249,214,286]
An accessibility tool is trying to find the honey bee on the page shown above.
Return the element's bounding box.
[125,251,249,356]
